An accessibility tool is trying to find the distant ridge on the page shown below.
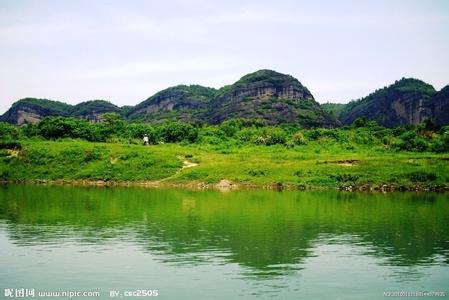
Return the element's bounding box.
[1,71,448,127]
[322,78,449,127]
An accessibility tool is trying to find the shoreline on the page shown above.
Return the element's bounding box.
[1,179,448,193]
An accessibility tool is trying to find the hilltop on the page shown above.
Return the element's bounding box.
[0,70,337,127]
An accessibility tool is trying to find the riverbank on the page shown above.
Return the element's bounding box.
[2,178,449,192]
[1,140,448,191]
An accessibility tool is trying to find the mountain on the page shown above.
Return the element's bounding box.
[3,71,446,128]
[0,98,72,125]
[0,70,336,127]
[338,78,437,127]
[321,103,347,119]
[0,98,120,125]
[72,100,120,122]
[432,86,449,126]
[126,85,216,122]
[207,70,337,127]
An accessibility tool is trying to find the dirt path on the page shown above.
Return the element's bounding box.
[180,157,198,169]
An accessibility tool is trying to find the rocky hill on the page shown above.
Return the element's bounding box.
[321,103,346,119]
[0,98,72,125]
[207,70,337,127]
[432,85,449,126]
[2,71,447,128]
[337,78,440,127]
[72,100,120,122]
[1,70,338,127]
[126,85,216,123]
[0,98,120,125]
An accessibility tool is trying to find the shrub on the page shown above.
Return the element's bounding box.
[262,127,287,145]
[37,117,100,141]
[0,122,20,140]
[126,124,157,143]
[0,141,22,150]
[331,173,360,182]
[219,119,243,137]
[291,132,307,145]
[396,131,429,152]
[248,168,268,176]
[237,128,258,143]
[157,122,198,143]
[406,171,437,182]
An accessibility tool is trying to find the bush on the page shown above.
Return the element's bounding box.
[157,122,198,143]
[37,117,101,141]
[431,135,449,152]
[0,122,19,140]
[126,124,157,143]
[219,119,243,137]
[21,123,40,138]
[0,141,22,150]
[291,132,307,145]
[331,173,360,182]
[396,131,428,152]
[237,128,258,143]
[406,171,437,182]
[261,127,287,145]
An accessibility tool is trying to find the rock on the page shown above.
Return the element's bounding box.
[207,70,338,127]
[337,78,441,127]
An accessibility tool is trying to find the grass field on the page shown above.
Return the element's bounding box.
[1,140,448,190]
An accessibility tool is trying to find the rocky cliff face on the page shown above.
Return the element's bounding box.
[126,85,216,123]
[72,100,120,123]
[339,78,437,127]
[0,98,120,125]
[432,86,449,126]
[3,72,446,128]
[0,98,71,125]
[208,70,337,127]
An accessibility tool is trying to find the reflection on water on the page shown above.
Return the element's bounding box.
[0,185,448,299]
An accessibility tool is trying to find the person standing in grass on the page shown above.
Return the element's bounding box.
[143,134,149,145]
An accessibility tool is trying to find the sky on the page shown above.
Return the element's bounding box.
[0,0,448,114]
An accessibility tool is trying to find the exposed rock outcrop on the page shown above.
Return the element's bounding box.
[126,85,216,122]
[72,100,120,123]
[339,78,437,127]
[0,98,71,125]
[207,70,337,127]
[432,86,449,126]
[2,72,447,128]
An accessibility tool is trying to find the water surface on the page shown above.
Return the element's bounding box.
[0,185,448,299]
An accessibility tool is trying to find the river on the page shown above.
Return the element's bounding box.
[0,185,448,299]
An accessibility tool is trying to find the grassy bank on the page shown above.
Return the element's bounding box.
[1,140,448,191]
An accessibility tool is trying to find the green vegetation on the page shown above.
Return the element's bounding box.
[0,116,448,190]
[11,98,72,113]
[71,100,119,116]
[127,85,216,122]
[321,102,346,118]
[338,78,438,127]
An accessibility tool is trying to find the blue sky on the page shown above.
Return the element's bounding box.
[0,0,448,113]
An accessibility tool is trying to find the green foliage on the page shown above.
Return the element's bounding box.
[0,141,22,150]
[396,131,429,152]
[406,171,437,182]
[339,78,437,127]
[12,98,71,113]
[1,116,448,156]
[331,173,360,182]
[321,103,346,118]
[37,117,102,141]
[0,122,19,140]
[72,100,119,116]
[158,122,198,143]
[291,132,307,145]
